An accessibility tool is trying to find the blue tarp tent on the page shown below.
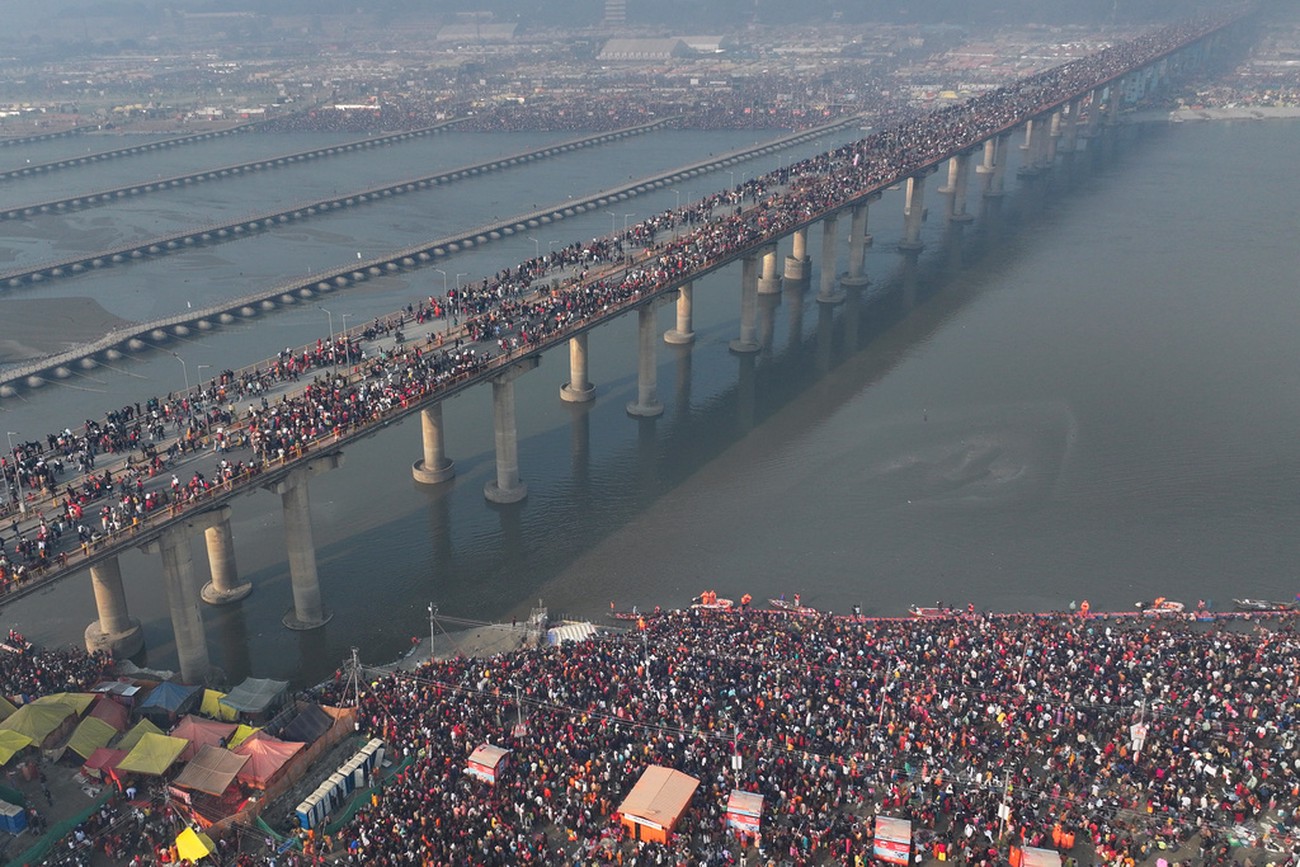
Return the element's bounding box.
[137,682,202,721]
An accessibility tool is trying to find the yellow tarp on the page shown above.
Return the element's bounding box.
[67,716,118,760]
[117,732,188,776]
[33,692,96,715]
[201,689,238,722]
[0,729,33,765]
[0,695,18,722]
[227,724,260,749]
[0,702,74,743]
[116,718,163,753]
[176,826,216,861]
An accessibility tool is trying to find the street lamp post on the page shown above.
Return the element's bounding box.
[428,603,437,654]
[454,273,468,331]
[527,236,540,261]
[318,306,335,368]
[622,214,635,266]
[727,170,735,189]
[196,364,211,389]
[672,189,681,210]
[5,431,24,514]
[606,211,617,238]
[171,352,189,393]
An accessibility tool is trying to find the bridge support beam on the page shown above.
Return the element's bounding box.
[841,202,871,289]
[783,227,809,284]
[976,137,997,195]
[899,176,926,252]
[989,134,1010,197]
[757,244,782,295]
[1062,99,1081,153]
[412,403,456,482]
[267,455,342,629]
[947,153,973,223]
[628,303,666,417]
[1018,118,1042,177]
[1046,111,1062,164]
[729,253,761,353]
[817,213,843,304]
[485,357,539,504]
[560,334,596,403]
[664,282,695,345]
[1086,88,1104,138]
[84,555,144,658]
[144,526,211,683]
[200,506,252,604]
[1106,78,1123,125]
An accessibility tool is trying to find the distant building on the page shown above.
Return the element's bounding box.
[435,22,519,43]
[598,38,690,63]
[604,0,627,27]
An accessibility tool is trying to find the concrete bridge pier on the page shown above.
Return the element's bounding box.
[84,555,144,658]
[1017,118,1042,177]
[412,403,457,482]
[989,134,1010,197]
[840,202,871,289]
[267,454,343,629]
[783,227,810,285]
[663,282,695,345]
[1086,88,1104,138]
[143,526,211,684]
[485,357,539,504]
[899,176,927,252]
[560,334,596,403]
[1106,78,1124,125]
[1046,111,1062,164]
[628,301,667,418]
[976,137,998,196]
[729,253,761,353]
[947,153,974,223]
[817,213,843,304]
[200,506,252,604]
[1062,100,1082,153]
[757,244,782,295]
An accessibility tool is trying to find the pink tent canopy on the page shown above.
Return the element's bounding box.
[232,731,305,789]
[82,747,128,778]
[88,696,129,732]
[170,715,238,762]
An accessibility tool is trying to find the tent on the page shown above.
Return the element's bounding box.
[66,716,118,760]
[546,622,598,646]
[0,702,77,747]
[233,732,303,789]
[617,766,699,844]
[90,681,144,705]
[220,677,288,716]
[227,724,259,749]
[82,747,128,782]
[175,827,216,862]
[725,790,763,836]
[33,692,96,715]
[138,682,202,721]
[116,718,164,753]
[172,745,249,797]
[466,744,510,785]
[200,689,238,722]
[874,815,913,865]
[280,704,332,744]
[117,732,188,776]
[1013,847,1064,867]
[87,696,129,732]
[0,729,33,766]
[170,716,238,762]
[0,695,17,722]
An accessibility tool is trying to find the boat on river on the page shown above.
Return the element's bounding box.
[769,597,819,617]
[1139,597,1185,616]
[691,592,733,612]
[1233,598,1294,612]
[909,605,959,619]
[607,607,663,622]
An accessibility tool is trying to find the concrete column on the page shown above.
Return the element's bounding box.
[783,227,809,283]
[841,202,870,289]
[1017,119,1040,177]
[150,527,211,683]
[1106,79,1123,125]
[200,508,252,604]
[976,137,997,195]
[757,244,782,295]
[950,152,973,223]
[1086,88,1104,138]
[412,403,456,482]
[817,213,843,304]
[989,134,1010,197]
[664,282,695,345]
[84,555,144,658]
[729,253,761,353]
[938,155,960,194]
[484,358,538,504]
[627,304,664,418]
[276,466,332,629]
[1046,111,1062,164]
[899,175,926,252]
[1062,99,1081,153]
[560,334,596,403]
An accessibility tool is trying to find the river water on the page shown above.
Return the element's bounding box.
[1,118,1297,686]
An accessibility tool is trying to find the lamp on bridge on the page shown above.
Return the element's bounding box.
[5,430,25,514]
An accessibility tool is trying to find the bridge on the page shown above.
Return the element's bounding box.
[0,10,1252,684]
[0,116,856,397]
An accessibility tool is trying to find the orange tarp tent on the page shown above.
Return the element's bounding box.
[617,765,699,844]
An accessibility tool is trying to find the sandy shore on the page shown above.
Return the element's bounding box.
[0,298,132,365]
